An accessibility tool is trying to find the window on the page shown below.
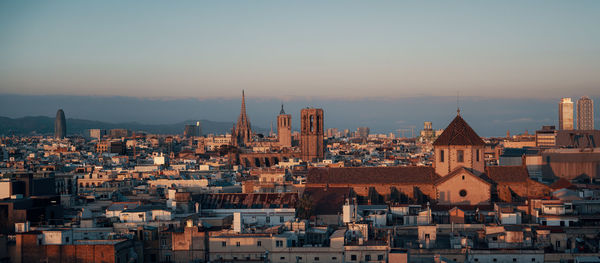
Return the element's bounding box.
[280,257,285,260]
[556,241,560,248]
[65,237,70,243]
[365,255,371,261]
[440,150,445,162]
[314,257,320,261]
[332,257,337,260]
[221,241,226,247]
[457,150,464,162]
[266,216,270,223]
[378,255,383,260]
[236,241,240,247]
[531,258,536,262]
[476,149,480,162]
[474,259,479,262]
[351,255,357,261]
[459,189,467,197]
[513,259,517,262]
[493,259,497,262]
[280,216,284,223]
[257,241,262,247]
[276,240,283,247]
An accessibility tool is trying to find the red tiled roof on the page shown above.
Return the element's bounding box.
[303,187,352,215]
[550,178,575,190]
[194,193,298,209]
[306,166,440,185]
[485,166,530,183]
[433,115,485,146]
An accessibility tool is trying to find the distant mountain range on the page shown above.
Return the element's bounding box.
[0,116,257,136]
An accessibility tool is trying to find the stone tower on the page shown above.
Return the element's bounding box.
[232,90,252,147]
[300,108,324,162]
[277,104,292,148]
[433,110,485,176]
[54,109,66,139]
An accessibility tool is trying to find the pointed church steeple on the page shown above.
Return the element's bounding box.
[233,90,252,147]
[280,103,286,115]
[241,90,247,118]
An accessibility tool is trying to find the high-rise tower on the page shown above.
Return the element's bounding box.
[54,109,67,139]
[231,90,252,147]
[300,108,324,162]
[277,104,292,148]
[577,96,594,130]
[559,98,574,130]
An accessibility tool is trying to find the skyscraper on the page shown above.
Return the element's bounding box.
[558,98,574,130]
[231,90,252,147]
[356,127,370,138]
[184,124,200,138]
[577,96,594,130]
[54,109,66,139]
[277,104,292,148]
[300,108,324,162]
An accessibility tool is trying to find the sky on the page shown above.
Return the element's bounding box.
[1,1,600,99]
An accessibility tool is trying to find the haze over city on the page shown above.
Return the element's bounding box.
[3,2,600,263]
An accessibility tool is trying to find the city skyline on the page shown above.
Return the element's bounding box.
[1,1,600,99]
[1,93,600,137]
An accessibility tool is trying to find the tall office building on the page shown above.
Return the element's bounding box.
[577,96,594,130]
[54,109,66,139]
[356,127,370,138]
[184,124,200,138]
[88,129,106,140]
[558,98,574,130]
[300,108,324,162]
[277,104,292,148]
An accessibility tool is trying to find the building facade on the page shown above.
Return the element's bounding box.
[300,108,324,162]
[577,96,594,130]
[54,109,66,139]
[277,104,292,148]
[432,111,486,176]
[559,97,574,130]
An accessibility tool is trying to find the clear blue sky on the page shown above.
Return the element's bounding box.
[1,1,599,99]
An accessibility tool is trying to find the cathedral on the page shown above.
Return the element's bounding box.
[231,90,253,147]
[306,110,551,206]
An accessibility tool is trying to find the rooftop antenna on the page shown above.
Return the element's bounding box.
[456,91,461,116]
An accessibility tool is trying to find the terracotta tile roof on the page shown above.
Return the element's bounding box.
[306,166,440,185]
[484,166,529,183]
[433,115,485,146]
[303,187,352,215]
[550,178,575,190]
[193,193,298,209]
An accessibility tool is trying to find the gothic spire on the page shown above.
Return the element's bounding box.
[280,103,286,115]
[234,90,252,147]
